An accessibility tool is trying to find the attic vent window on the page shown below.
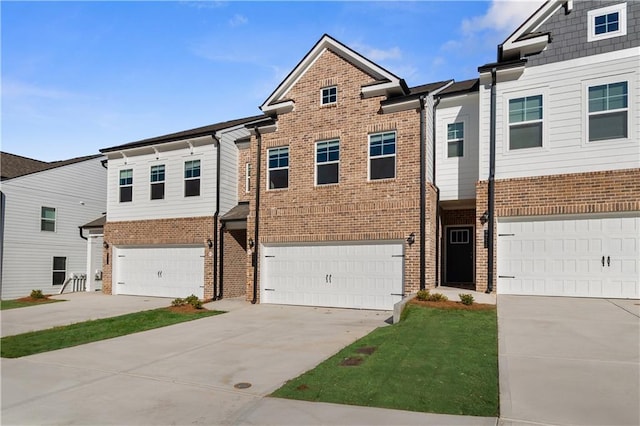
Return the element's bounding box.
[321,86,337,105]
[588,3,626,42]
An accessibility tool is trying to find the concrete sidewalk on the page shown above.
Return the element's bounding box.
[1,294,497,425]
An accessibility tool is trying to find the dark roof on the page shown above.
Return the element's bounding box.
[1,152,102,181]
[100,115,266,153]
[478,58,527,73]
[221,202,249,222]
[439,79,480,97]
[517,31,551,42]
[81,215,106,229]
[380,80,452,107]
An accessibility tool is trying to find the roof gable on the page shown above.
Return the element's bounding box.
[1,151,102,180]
[499,0,568,61]
[260,34,408,115]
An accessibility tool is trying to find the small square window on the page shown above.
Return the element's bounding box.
[119,169,133,203]
[588,3,627,42]
[41,207,56,232]
[321,86,337,105]
[184,160,201,197]
[369,132,396,180]
[150,165,165,200]
[509,95,543,150]
[447,122,464,158]
[52,256,66,285]
[268,147,289,189]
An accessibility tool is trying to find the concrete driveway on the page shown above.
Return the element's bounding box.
[1,295,496,425]
[498,295,640,426]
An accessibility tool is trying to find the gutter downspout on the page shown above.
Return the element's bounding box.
[213,135,221,300]
[219,222,225,299]
[419,95,426,291]
[432,96,442,288]
[487,68,497,293]
[251,128,262,304]
[78,227,88,240]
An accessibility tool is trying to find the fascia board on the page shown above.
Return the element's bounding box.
[501,0,563,57]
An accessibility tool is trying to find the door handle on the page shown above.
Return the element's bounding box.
[602,256,605,267]
[607,256,610,267]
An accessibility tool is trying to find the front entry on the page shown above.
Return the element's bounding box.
[445,226,474,284]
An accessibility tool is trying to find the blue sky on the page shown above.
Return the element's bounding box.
[2,0,543,162]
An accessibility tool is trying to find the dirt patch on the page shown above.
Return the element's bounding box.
[356,346,377,355]
[296,384,310,391]
[165,305,209,314]
[340,356,364,366]
[409,299,495,311]
[16,296,57,304]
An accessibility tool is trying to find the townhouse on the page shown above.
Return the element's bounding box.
[99,0,639,307]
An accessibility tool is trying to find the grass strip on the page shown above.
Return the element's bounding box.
[1,298,63,310]
[1,308,223,358]
[272,303,498,417]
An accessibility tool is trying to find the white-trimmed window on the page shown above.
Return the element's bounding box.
[509,95,543,150]
[52,256,66,285]
[41,207,56,232]
[369,132,396,180]
[119,169,133,202]
[321,86,337,105]
[447,122,464,157]
[150,165,165,200]
[184,160,201,197]
[588,81,628,141]
[588,3,627,42]
[268,147,289,189]
[316,140,339,185]
[245,162,251,193]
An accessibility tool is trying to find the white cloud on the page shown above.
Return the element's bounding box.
[229,14,248,27]
[461,0,545,36]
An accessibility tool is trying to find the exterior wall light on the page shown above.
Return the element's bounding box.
[248,238,255,249]
[103,241,109,249]
[407,232,415,245]
[206,239,213,249]
[480,211,489,225]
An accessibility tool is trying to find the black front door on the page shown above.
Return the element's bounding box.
[445,226,474,283]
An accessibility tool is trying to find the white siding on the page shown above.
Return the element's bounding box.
[425,95,435,183]
[218,126,251,215]
[106,140,217,221]
[479,48,639,179]
[0,158,107,299]
[436,93,479,200]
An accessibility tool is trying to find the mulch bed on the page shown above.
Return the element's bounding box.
[409,299,495,311]
[166,305,210,314]
[16,296,57,304]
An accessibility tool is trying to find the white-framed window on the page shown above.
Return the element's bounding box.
[41,207,56,232]
[316,140,339,185]
[508,95,543,150]
[119,169,133,202]
[588,81,628,142]
[184,160,201,197]
[245,162,251,193]
[588,3,627,42]
[150,164,165,200]
[268,147,289,189]
[321,86,337,105]
[52,256,66,285]
[447,122,464,158]
[369,131,396,180]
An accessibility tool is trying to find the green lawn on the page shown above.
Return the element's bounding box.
[272,303,498,417]
[1,298,63,310]
[1,308,224,358]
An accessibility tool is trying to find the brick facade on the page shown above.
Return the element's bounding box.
[475,168,640,292]
[103,217,215,299]
[222,229,247,298]
[245,49,434,302]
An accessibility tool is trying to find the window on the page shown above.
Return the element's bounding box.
[184,160,201,197]
[150,165,165,200]
[369,131,396,180]
[316,140,339,185]
[40,207,56,232]
[447,122,464,157]
[119,169,133,202]
[321,86,337,105]
[450,229,469,244]
[588,81,628,141]
[509,95,543,150]
[245,163,251,193]
[52,257,66,285]
[268,147,289,189]
[588,3,627,42]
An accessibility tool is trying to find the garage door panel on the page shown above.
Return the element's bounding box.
[498,215,639,299]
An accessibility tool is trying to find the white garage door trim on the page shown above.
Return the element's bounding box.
[497,213,639,299]
[261,241,404,310]
[114,245,205,299]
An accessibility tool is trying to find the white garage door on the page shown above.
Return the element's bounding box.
[261,242,404,310]
[498,215,639,298]
[114,246,205,298]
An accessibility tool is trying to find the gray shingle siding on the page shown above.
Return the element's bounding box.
[527,1,639,67]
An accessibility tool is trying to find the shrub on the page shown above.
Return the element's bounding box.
[30,289,45,299]
[172,295,203,309]
[427,293,448,302]
[416,290,430,301]
[171,297,185,307]
[459,293,475,306]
